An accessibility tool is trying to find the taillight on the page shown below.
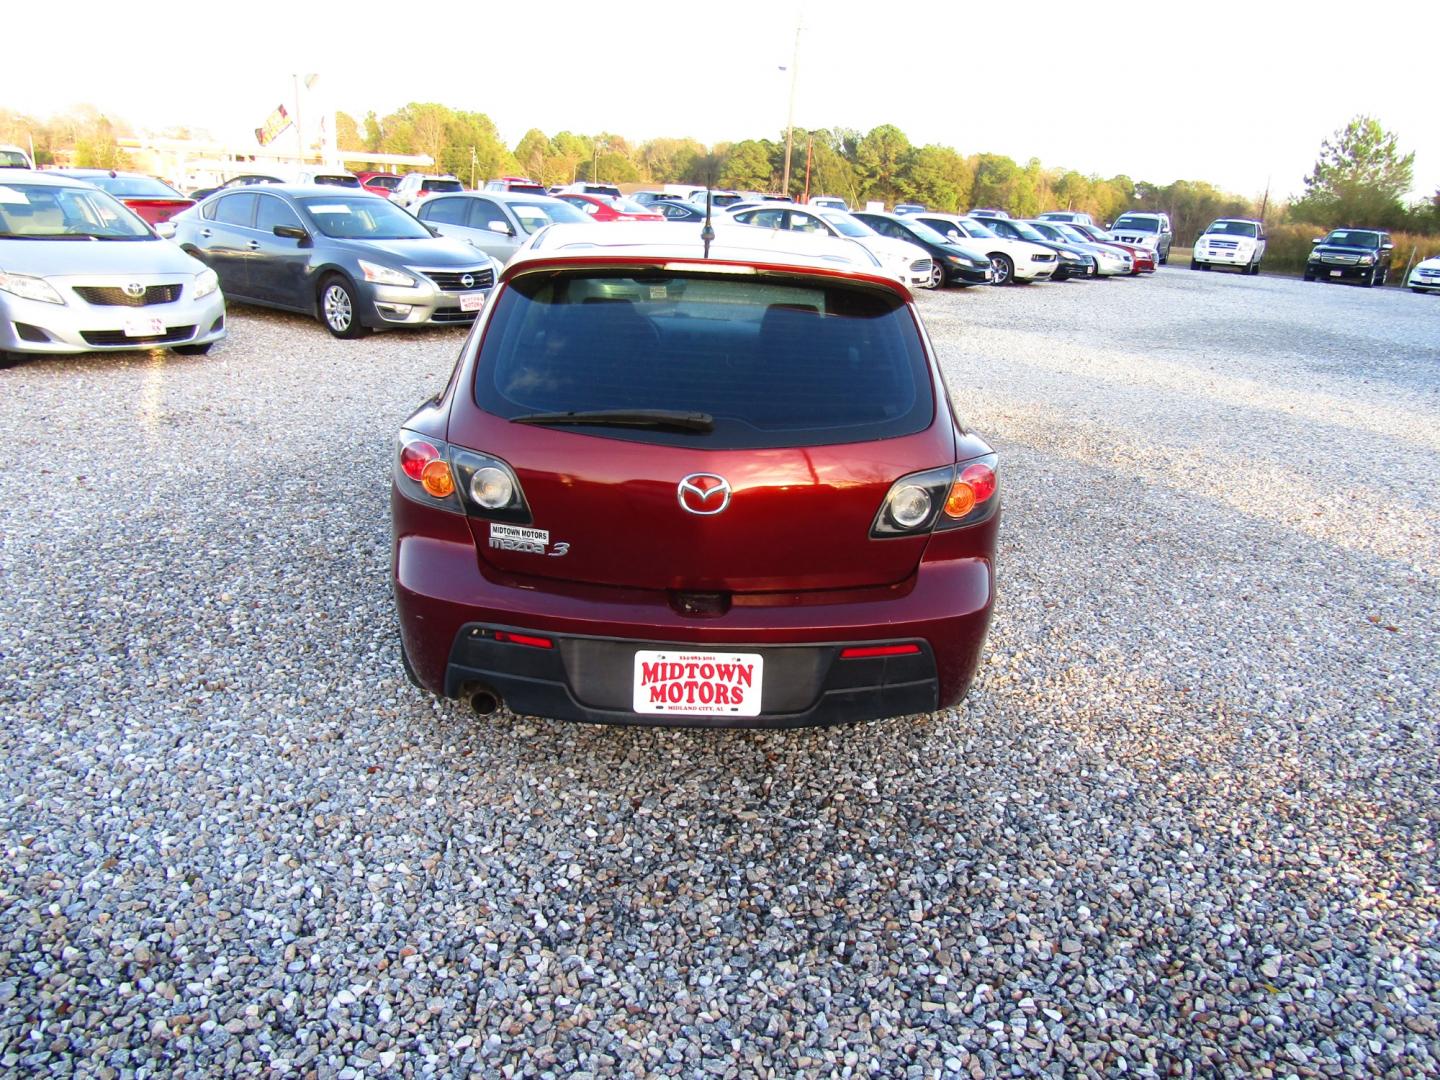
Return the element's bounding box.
[394,431,533,523]
[938,456,998,530]
[871,454,998,538]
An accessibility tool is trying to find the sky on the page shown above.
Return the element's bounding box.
[4,0,1436,203]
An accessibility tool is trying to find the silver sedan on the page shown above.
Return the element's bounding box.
[412,192,592,264]
[0,172,225,364]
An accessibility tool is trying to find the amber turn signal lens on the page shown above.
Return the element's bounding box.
[420,459,455,498]
[944,481,976,518]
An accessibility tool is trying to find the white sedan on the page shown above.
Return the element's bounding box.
[1407,254,1440,294]
[729,204,935,288]
[912,214,1059,285]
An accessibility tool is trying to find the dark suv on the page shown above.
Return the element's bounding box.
[391,222,1000,727]
[1304,229,1394,287]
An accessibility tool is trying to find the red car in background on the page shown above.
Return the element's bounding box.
[1067,222,1155,274]
[51,170,194,227]
[554,193,665,222]
[356,172,403,199]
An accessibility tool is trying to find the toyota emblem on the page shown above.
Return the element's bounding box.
[122,282,146,298]
[677,473,731,516]
[460,273,474,290]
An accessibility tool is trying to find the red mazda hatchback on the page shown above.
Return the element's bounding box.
[391,222,999,727]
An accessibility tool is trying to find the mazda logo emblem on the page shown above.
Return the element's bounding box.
[122,282,146,298]
[677,473,731,516]
[460,273,474,290]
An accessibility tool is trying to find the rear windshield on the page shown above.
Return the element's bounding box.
[87,175,182,199]
[475,272,933,449]
[423,179,464,193]
[314,175,362,188]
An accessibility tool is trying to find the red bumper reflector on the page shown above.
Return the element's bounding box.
[840,644,921,659]
[494,631,553,649]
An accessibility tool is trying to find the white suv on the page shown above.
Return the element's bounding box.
[1191,218,1267,275]
[391,174,464,211]
[1110,211,1173,263]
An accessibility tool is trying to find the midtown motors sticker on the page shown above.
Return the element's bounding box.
[632,651,764,717]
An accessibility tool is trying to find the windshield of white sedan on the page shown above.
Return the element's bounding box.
[299,197,432,240]
[959,220,996,238]
[476,272,932,449]
[1206,220,1258,237]
[818,212,870,238]
[0,184,152,239]
[1114,217,1159,232]
[1009,222,1049,241]
[904,219,952,245]
[0,151,30,168]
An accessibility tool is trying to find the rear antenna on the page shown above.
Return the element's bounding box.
[701,183,715,259]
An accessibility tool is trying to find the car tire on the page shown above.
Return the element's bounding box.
[988,254,1014,286]
[319,275,370,338]
[926,262,945,290]
[1303,271,1315,282]
[172,342,213,355]
[1190,258,1200,270]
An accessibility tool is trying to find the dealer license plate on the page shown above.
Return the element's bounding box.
[459,293,484,312]
[632,650,763,717]
[123,316,165,337]
[1329,270,1343,278]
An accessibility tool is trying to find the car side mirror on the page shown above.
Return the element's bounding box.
[273,224,310,243]
[424,223,441,237]
[154,221,177,239]
[1382,242,1394,251]
[487,220,515,236]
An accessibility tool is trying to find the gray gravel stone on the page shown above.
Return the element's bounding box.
[0,277,1437,1077]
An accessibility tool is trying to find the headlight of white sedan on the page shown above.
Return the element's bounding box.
[193,268,220,300]
[0,271,65,305]
[358,260,416,288]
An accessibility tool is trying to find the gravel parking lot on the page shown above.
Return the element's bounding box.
[1,270,1437,1078]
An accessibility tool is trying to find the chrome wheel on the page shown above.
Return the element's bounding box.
[927,262,945,289]
[989,254,1013,286]
[324,284,353,332]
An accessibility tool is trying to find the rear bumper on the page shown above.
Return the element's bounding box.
[392,493,997,727]
[444,627,943,728]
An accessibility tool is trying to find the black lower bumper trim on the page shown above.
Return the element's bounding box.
[444,624,941,728]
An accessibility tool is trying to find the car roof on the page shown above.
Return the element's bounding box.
[0,170,107,189]
[430,190,573,206]
[200,184,387,198]
[510,222,909,296]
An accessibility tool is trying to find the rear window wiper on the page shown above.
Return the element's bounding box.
[509,408,715,433]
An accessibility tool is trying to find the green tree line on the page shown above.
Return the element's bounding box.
[6,102,1437,240]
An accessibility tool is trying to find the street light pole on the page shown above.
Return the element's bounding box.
[780,21,801,197]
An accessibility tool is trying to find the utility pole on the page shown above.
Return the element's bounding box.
[803,134,813,203]
[470,147,477,189]
[780,20,801,196]
[1259,175,1271,224]
[293,74,303,166]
